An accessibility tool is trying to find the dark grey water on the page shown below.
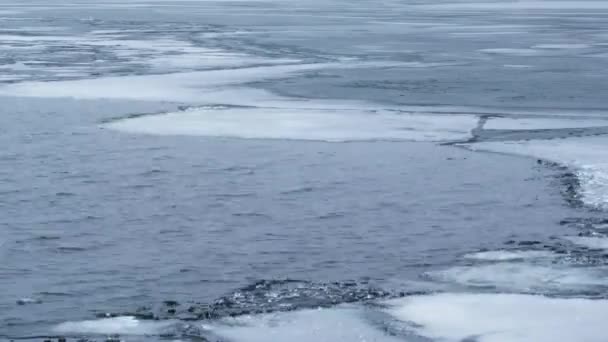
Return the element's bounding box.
[2,1,608,341]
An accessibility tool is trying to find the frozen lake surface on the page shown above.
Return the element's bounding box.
[2,1,608,341]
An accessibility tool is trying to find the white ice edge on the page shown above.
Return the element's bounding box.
[468,137,608,210]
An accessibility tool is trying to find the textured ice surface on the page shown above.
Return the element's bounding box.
[207,306,402,342]
[386,293,608,342]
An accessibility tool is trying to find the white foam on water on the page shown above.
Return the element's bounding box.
[464,250,555,261]
[534,44,591,49]
[565,236,608,250]
[104,107,477,142]
[479,48,540,56]
[484,117,608,130]
[469,136,608,210]
[206,305,402,342]
[385,293,608,342]
[53,316,175,335]
[428,263,608,292]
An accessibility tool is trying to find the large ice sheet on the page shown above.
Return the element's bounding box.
[0,64,332,102]
[206,305,402,342]
[469,136,608,210]
[104,107,477,142]
[484,117,608,130]
[386,293,608,342]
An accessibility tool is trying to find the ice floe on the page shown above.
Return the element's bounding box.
[104,107,477,142]
[386,293,608,342]
[53,316,176,335]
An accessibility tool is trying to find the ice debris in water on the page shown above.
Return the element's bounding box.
[102,280,394,322]
[16,297,42,305]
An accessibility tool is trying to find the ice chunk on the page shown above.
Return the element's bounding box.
[53,316,175,335]
[386,293,608,342]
